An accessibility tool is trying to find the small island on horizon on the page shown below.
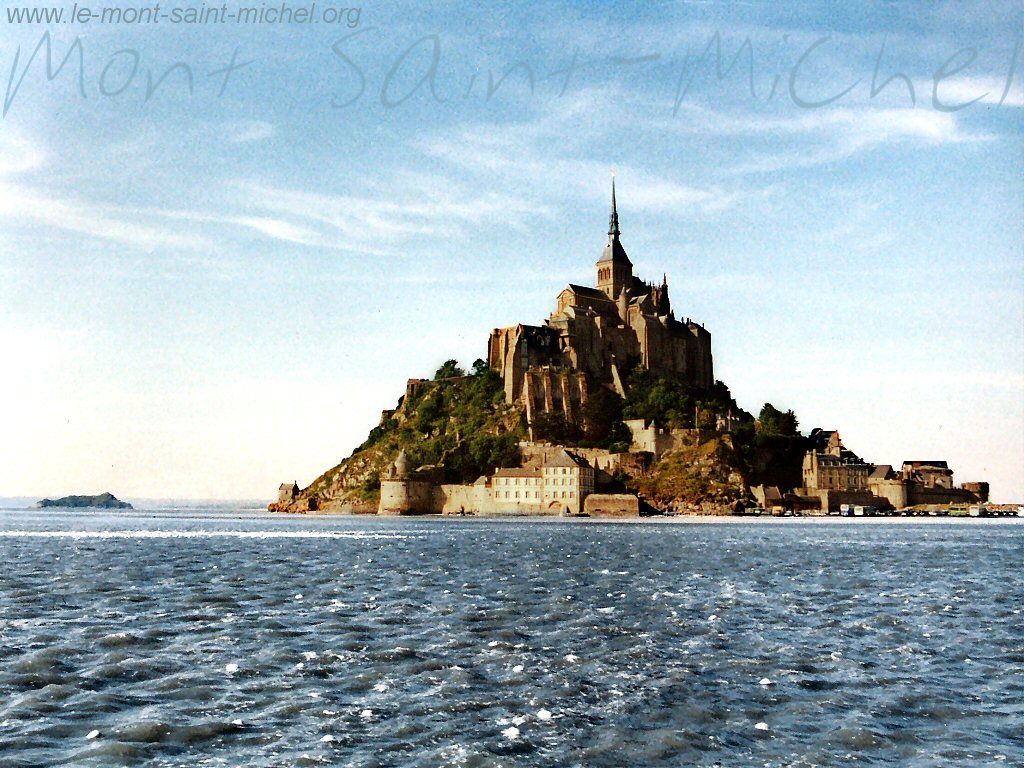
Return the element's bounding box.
[35,492,133,510]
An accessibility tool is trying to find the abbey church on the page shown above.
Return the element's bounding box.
[488,181,715,421]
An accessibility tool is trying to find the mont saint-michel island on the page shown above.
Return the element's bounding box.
[271,183,999,519]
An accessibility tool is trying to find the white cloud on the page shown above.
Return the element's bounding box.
[222,120,277,143]
[926,76,1024,109]
[0,132,47,177]
[684,105,988,173]
[228,216,324,246]
[0,181,210,250]
[417,114,740,215]
[0,128,551,254]
[224,177,552,253]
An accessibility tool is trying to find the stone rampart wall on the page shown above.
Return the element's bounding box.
[870,479,908,509]
[907,485,979,507]
[436,484,491,515]
[584,494,640,517]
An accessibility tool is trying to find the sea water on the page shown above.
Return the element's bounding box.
[0,505,1021,767]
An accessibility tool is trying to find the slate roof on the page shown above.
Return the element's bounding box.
[493,467,541,478]
[565,284,613,302]
[544,449,590,469]
[597,236,632,265]
[807,428,837,450]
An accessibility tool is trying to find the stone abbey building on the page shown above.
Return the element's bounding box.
[488,181,714,422]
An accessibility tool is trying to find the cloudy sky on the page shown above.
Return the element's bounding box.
[1,1,1021,501]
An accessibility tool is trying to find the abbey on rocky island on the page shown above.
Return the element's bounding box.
[271,180,993,517]
[488,180,714,422]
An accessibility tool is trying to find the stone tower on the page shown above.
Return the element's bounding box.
[596,177,633,299]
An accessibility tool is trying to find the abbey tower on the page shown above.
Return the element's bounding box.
[596,179,633,300]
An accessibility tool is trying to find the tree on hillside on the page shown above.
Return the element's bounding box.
[757,403,799,437]
[531,412,581,444]
[735,402,807,491]
[434,359,465,380]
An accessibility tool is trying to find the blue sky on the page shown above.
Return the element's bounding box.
[1,1,1021,501]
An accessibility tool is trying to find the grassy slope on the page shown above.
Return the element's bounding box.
[294,370,525,509]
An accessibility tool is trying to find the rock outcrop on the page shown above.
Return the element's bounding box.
[35,492,132,509]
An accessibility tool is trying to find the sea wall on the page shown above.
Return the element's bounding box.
[436,484,491,515]
[584,494,640,517]
[907,485,980,507]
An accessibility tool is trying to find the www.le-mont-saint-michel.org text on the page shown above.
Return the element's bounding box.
[5,3,363,27]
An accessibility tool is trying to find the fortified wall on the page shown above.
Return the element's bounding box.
[377,446,641,517]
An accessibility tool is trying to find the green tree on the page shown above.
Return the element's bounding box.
[757,403,799,437]
[695,406,716,430]
[531,412,581,444]
[607,419,633,453]
[434,359,465,380]
[416,390,444,434]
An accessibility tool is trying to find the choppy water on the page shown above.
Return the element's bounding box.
[0,506,1022,767]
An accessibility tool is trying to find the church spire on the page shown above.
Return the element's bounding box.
[597,171,632,297]
[608,174,620,238]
